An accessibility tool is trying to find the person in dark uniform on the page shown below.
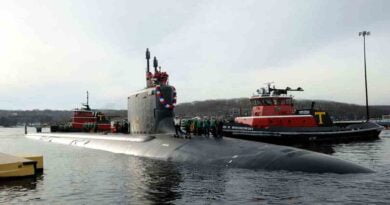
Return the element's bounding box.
[210,118,217,137]
[204,118,210,137]
[217,119,224,138]
[184,119,192,138]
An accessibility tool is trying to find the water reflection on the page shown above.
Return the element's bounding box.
[124,157,230,204]
[0,174,43,203]
[175,164,229,203]
[285,137,382,155]
[141,161,182,203]
[126,158,182,204]
[0,175,42,190]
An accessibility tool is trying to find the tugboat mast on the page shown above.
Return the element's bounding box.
[86,91,89,107]
[83,91,91,110]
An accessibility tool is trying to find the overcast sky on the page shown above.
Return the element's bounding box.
[0,0,389,110]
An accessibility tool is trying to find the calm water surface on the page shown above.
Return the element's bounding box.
[0,127,390,204]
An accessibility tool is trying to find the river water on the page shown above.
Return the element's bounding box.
[0,127,390,204]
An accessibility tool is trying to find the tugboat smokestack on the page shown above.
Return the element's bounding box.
[86,91,89,106]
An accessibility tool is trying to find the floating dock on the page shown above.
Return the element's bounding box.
[0,152,43,179]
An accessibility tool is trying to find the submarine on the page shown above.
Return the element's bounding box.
[26,49,373,174]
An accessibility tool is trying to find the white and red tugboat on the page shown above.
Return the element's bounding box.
[223,84,383,144]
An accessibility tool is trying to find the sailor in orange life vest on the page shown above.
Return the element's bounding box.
[174,116,182,137]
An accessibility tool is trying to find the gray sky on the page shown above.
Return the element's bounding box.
[0,0,389,110]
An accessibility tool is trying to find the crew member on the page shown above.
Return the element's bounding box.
[204,118,210,137]
[210,118,217,137]
[193,118,199,135]
[217,119,224,138]
[184,119,192,138]
[198,119,203,136]
[190,119,195,135]
[174,116,181,137]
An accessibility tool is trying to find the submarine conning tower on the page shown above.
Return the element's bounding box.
[128,48,177,134]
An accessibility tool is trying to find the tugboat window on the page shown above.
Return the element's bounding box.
[251,99,261,106]
[264,99,273,105]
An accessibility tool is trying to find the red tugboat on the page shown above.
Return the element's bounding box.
[222,83,383,144]
[50,92,112,132]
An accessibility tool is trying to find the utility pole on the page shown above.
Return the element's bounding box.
[359,31,370,121]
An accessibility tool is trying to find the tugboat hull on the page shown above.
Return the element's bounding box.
[223,122,383,145]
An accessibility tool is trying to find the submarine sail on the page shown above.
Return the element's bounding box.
[128,49,176,134]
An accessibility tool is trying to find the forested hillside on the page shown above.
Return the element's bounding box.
[0,99,389,127]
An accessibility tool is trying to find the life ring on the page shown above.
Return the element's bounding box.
[156,85,176,109]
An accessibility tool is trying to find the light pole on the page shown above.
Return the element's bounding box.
[359,31,370,121]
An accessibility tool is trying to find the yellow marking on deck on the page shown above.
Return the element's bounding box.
[315,112,326,125]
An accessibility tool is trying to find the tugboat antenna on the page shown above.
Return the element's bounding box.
[86,91,89,106]
[264,82,274,93]
[146,48,150,73]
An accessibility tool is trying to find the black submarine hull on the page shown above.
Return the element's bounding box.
[223,122,383,145]
[26,132,373,174]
